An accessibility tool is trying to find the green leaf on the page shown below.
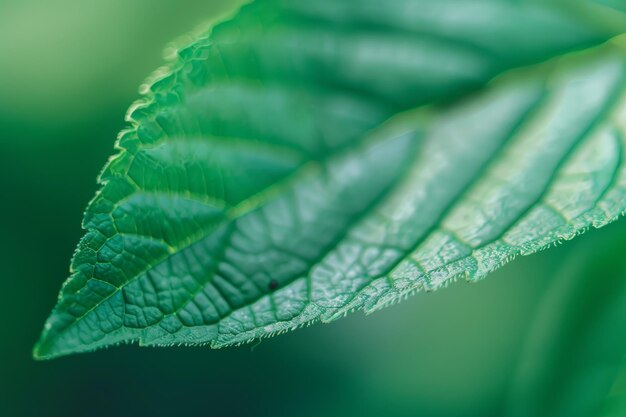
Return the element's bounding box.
[35,0,626,359]
[505,219,626,417]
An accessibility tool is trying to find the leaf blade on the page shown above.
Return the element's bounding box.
[35,0,626,359]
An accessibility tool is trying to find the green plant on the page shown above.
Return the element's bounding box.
[35,0,626,365]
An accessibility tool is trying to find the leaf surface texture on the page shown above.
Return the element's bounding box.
[35,0,626,358]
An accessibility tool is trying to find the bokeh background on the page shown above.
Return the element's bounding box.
[1,1,625,416]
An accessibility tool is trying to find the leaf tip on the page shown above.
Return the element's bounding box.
[31,343,48,361]
[32,321,61,361]
[32,312,83,361]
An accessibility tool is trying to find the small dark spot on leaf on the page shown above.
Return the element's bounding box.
[269,279,279,291]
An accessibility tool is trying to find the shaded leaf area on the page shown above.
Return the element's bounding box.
[35,0,626,358]
[506,218,626,417]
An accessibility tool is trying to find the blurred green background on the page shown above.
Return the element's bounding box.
[2,1,626,416]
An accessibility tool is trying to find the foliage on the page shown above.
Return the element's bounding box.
[34,0,626,361]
